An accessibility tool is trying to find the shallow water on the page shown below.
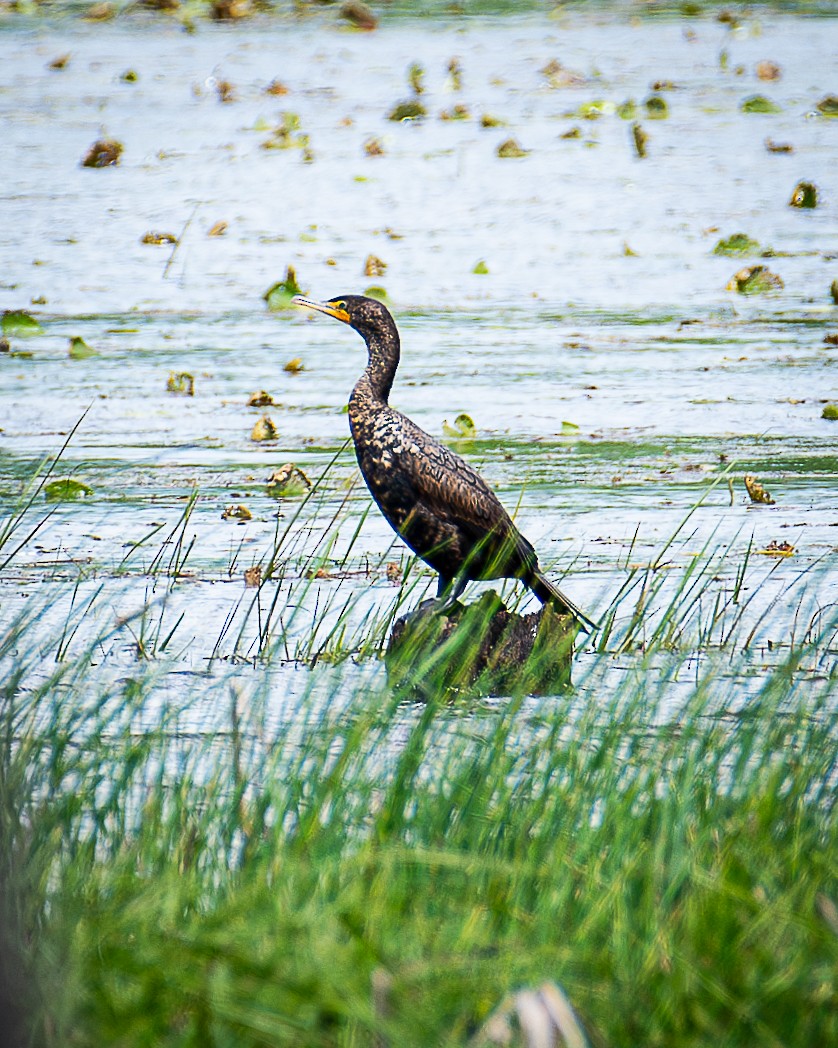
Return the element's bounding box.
[1,6,837,714]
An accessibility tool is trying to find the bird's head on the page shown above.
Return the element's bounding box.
[292,294,395,341]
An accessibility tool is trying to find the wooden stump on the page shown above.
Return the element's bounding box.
[385,590,577,698]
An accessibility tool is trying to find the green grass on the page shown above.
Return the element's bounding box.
[1,608,836,1046]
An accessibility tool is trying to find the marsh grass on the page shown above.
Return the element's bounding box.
[1,435,837,1046]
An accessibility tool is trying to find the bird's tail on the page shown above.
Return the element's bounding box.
[530,570,599,634]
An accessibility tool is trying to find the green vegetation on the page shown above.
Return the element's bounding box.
[1,446,836,1047]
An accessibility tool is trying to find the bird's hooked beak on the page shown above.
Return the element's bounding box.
[292,295,351,324]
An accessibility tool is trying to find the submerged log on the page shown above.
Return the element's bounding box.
[385,590,577,698]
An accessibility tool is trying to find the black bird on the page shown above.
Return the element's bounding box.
[292,294,596,631]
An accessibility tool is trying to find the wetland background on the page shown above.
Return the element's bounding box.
[1,1,837,1045]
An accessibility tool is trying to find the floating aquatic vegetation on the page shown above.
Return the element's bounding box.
[472,260,489,275]
[48,54,70,71]
[340,1,377,30]
[207,221,227,237]
[243,565,261,587]
[247,390,275,407]
[713,233,762,256]
[442,413,476,439]
[261,112,309,151]
[264,266,303,310]
[364,286,389,303]
[644,95,668,119]
[617,100,638,120]
[266,464,311,497]
[363,137,385,156]
[741,95,781,114]
[744,474,775,504]
[68,336,96,360]
[631,122,647,158]
[439,104,471,121]
[141,231,178,246]
[166,372,194,396]
[480,113,505,128]
[755,60,782,81]
[831,279,838,304]
[823,334,838,346]
[222,504,252,521]
[44,479,93,502]
[215,79,236,104]
[446,57,463,92]
[363,254,387,277]
[497,138,529,158]
[251,416,278,441]
[387,99,426,121]
[81,139,122,168]
[120,69,138,83]
[2,310,42,337]
[726,265,783,295]
[560,420,580,433]
[816,95,838,117]
[541,59,586,89]
[755,540,794,556]
[84,3,115,21]
[283,357,304,374]
[407,62,425,95]
[765,138,793,153]
[210,0,251,20]
[789,181,818,208]
[822,404,838,420]
[560,126,582,139]
[575,100,610,120]
[264,78,289,96]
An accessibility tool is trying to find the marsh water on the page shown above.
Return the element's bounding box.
[1,4,837,726]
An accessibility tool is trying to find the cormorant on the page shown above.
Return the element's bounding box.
[292,294,596,632]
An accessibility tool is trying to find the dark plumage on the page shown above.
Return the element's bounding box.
[292,294,596,631]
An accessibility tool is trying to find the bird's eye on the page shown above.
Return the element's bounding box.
[334,300,347,311]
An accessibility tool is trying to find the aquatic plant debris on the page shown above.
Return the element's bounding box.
[822,404,838,420]
[713,233,762,257]
[363,255,387,277]
[44,478,93,502]
[266,464,311,497]
[340,1,377,30]
[222,504,252,521]
[283,357,304,374]
[789,181,818,208]
[141,232,178,246]
[247,390,275,407]
[264,266,303,310]
[251,416,278,441]
[744,474,776,505]
[816,95,838,116]
[2,310,42,337]
[726,265,783,294]
[442,413,477,439]
[387,100,426,122]
[68,336,96,359]
[631,122,648,158]
[497,138,529,158]
[741,95,782,114]
[166,372,194,396]
[81,138,122,167]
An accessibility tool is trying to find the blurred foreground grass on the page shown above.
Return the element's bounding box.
[1,621,836,1047]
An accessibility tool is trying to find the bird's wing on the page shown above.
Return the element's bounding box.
[391,414,514,537]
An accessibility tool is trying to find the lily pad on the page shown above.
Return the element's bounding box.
[364,286,390,303]
[251,416,278,441]
[713,233,762,257]
[789,181,818,209]
[82,138,122,168]
[744,474,775,505]
[264,266,303,310]
[644,95,668,119]
[266,463,311,497]
[472,260,489,275]
[166,372,194,395]
[387,100,426,122]
[816,95,838,117]
[741,95,782,114]
[617,100,638,120]
[822,404,838,420]
[2,310,43,338]
[68,336,96,359]
[222,504,252,521]
[442,413,476,439]
[726,266,783,295]
[44,479,93,502]
[497,138,529,158]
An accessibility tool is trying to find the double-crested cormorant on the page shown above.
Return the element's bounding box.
[292,294,596,632]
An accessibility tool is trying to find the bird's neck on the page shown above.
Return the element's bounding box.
[361,325,400,405]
